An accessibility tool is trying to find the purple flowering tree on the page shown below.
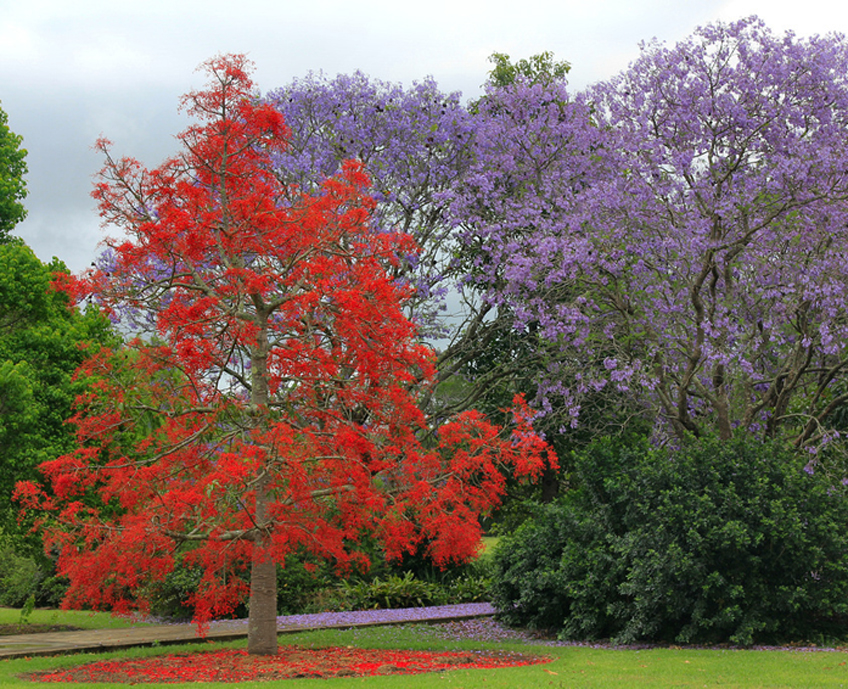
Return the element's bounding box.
[451,67,640,444]
[457,17,848,456]
[264,71,557,429]
[265,73,473,341]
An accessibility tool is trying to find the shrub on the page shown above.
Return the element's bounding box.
[0,543,69,608]
[0,545,41,607]
[336,572,446,610]
[332,570,492,610]
[146,543,491,618]
[36,574,70,608]
[146,560,206,620]
[276,553,338,615]
[492,435,848,645]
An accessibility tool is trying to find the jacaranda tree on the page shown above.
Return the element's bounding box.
[15,55,551,655]
[264,72,508,428]
[458,17,848,459]
[451,65,646,450]
[265,71,473,340]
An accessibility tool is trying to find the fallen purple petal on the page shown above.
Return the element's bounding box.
[208,602,496,631]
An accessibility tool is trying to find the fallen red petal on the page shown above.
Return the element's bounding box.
[22,646,552,683]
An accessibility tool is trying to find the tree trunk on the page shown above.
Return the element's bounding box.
[247,545,278,655]
[247,327,277,655]
[247,475,278,655]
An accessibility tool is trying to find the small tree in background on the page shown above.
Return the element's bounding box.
[0,103,28,241]
[16,55,551,655]
[0,240,116,538]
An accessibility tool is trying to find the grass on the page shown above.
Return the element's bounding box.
[479,536,500,558]
[0,606,153,630]
[2,612,848,688]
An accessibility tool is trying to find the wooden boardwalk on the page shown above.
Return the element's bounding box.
[0,603,496,659]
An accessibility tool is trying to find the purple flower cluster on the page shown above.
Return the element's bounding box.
[253,16,848,454]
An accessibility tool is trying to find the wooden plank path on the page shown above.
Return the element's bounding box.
[0,603,496,659]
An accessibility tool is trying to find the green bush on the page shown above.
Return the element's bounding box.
[336,571,446,609]
[0,529,70,608]
[315,538,495,612]
[276,552,338,615]
[146,545,491,619]
[146,560,205,620]
[492,435,848,645]
[0,545,41,607]
[445,571,492,603]
[35,574,70,608]
[331,569,492,610]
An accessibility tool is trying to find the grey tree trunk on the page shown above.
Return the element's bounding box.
[247,476,277,655]
[246,324,278,655]
[247,542,278,655]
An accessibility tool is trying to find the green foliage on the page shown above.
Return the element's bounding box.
[0,241,117,539]
[0,544,41,607]
[145,559,205,620]
[35,574,70,608]
[0,104,27,240]
[333,570,491,610]
[276,553,338,615]
[19,594,35,625]
[492,435,848,645]
[444,571,492,603]
[147,549,341,619]
[147,543,493,619]
[487,51,571,88]
[336,572,444,609]
[0,530,67,608]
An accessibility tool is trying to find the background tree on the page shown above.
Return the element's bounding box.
[264,68,565,440]
[16,55,550,655]
[0,104,28,241]
[0,239,115,540]
[485,51,571,89]
[265,72,473,339]
[465,18,848,463]
[450,58,649,505]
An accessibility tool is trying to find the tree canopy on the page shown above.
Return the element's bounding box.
[454,17,848,460]
[486,51,571,88]
[0,104,28,240]
[265,70,473,339]
[0,240,115,539]
[16,55,551,655]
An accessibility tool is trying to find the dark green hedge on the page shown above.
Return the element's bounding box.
[492,435,848,645]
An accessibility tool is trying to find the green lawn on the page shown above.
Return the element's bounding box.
[0,606,153,630]
[2,613,848,688]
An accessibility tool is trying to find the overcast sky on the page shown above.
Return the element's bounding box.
[3,0,847,272]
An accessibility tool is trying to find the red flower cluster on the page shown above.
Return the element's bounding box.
[26,646,551,683]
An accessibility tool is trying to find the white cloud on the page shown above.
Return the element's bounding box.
[716,0,848,35]
[7,0,848,271]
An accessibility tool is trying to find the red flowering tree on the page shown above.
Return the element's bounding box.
[15,55,551,655]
